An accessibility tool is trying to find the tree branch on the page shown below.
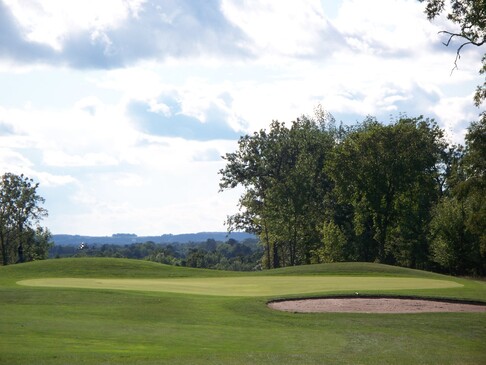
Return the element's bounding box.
[438,30,482,74]
[439,30,486,47]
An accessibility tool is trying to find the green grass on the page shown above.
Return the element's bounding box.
[18,276,461,296]
[1,258,485,365]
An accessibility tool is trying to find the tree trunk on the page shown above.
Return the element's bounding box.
[272,241,280,268]
[16,224,25,263]
[263,219,271,269]
[17,239,24,263]
[378,186,394,263]
[0,231,9,265]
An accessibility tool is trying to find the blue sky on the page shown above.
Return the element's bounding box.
[0,0,484,235]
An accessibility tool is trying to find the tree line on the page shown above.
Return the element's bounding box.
[2,111,483,276]
[50,238,262,271]
[219,111,485,275]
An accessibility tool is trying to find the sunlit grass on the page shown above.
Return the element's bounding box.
[1,258,485,365]
[18,276,462,296]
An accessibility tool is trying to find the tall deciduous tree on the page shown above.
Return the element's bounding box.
[430,117,486,274]
[0,173,49,265]
[220,117,335,268]
[328,117,445,265]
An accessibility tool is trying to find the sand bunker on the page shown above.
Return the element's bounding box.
[268,297,486,313]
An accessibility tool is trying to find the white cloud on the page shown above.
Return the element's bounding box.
[0,147,76,188]
[431,93,480,144]
[42,150,120,167]
[1,0,250,68]
[98,66,165,101]
[0,88,241,234]
[334,0,437,55]
[0,98,140,165]
[44,150,241,235]
[0,148,33,172]
[3,0,144,50]
[221,0,332,58]
[49,191,240,236]
[35,171,77,187]
[113,173,145,188]
[0,0,483,236]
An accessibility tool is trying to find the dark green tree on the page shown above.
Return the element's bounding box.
[0,173,49,265]
[220,116,335,268]
[458,117,485,270]
[328,117,445,266]
[430,118,485,274]
[429,196,479,274]
[24,226,52,262]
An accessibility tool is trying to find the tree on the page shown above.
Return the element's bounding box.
[418,2,485,273]
[430,118,486,274]
[314,221,346,263]
[328,117,445,265]
[23,226,52,262]
[462,118,486,259]
[429,196,481,274]
[462,117,486,181]
[420,0,486,106]
[220,116,335,268]
[0,173,49,265]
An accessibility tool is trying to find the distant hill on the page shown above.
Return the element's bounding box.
[52,232,256,246]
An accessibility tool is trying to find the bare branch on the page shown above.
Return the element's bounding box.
[438,31,478,74]
[439,30,458,46]
[438,30,486,47]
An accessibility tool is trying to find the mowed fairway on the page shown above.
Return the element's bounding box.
[18,276,462,296]
[1,258,486,365]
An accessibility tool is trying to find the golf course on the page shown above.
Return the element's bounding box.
[1,258,485,364]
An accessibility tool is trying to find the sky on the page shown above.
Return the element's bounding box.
[0,0,484,236]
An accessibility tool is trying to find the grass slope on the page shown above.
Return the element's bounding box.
[1,258,485,365]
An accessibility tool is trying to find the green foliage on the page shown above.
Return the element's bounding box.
[0,173,50,265]
[430,118,486,275]
[429,198,468,272]
[220,115,336,268]
[422,0,486,46]
[327,116,444,266]
[463,117,486,183]
[221,112,484,275]
[51,238,263,271]
[314,221,346,263]
[23,226,52,261]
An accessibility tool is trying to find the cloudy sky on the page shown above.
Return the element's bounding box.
[0,0,483,236]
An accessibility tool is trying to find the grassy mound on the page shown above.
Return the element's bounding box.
[1,258,485,365]
[0,257,466,281]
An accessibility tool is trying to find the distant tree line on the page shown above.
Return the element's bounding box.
[220,111,485,275]
[0,173,52,265]
[50,238,263,271]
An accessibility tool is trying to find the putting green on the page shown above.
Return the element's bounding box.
[17,276,462,297]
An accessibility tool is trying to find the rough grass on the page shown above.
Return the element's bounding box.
[1,258,485,365]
